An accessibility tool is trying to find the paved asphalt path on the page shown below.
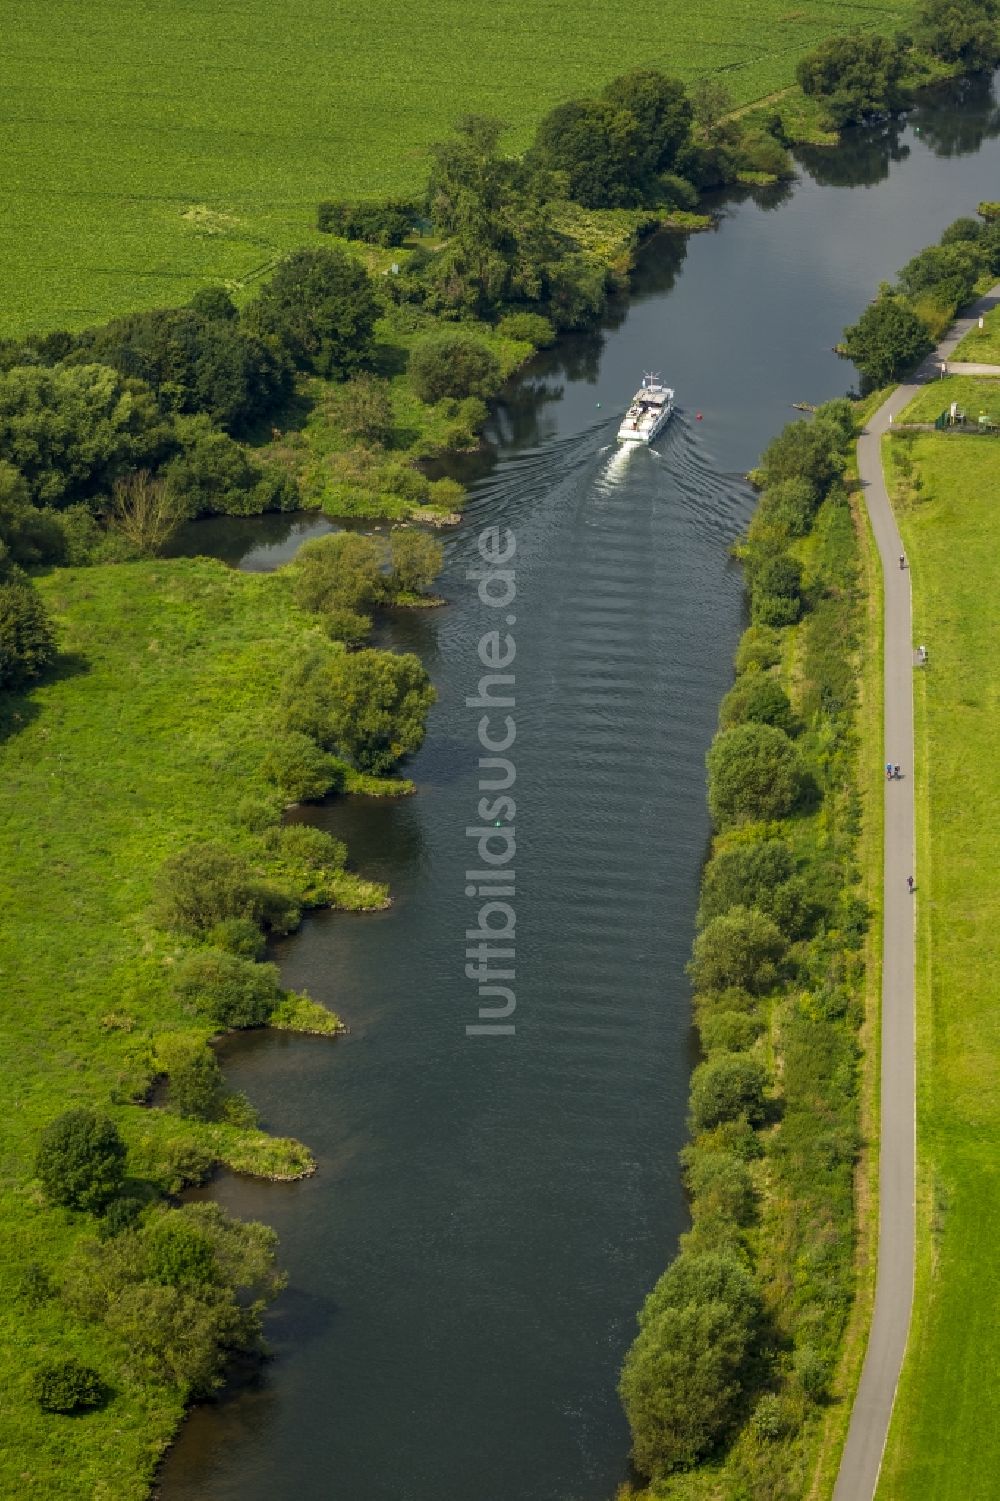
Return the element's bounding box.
[833,286,1000,1501]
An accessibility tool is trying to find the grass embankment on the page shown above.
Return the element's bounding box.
[876,430,1000,1500]
[0,0,920,336]
[899,374,1000,424]
[0,558,394,1498]
[951,301,1000,363]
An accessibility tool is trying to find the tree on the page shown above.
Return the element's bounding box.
[0,460,66,566]
[73,306,290,434]
[188,285,238,322]
[689,907,787,993]
[621,1251,760,1476]
[620,1300,750,1474]
[287,648,435,772]
[408,331,502,403]
[918,0,1000,68]
[317,199,418,246]
[249,248,379,379]
[32,1358,104,1414]
[602,69,692,179]
[0,574,56,688]
[796,32,907,128]
[706,722,805,825]
[35,1109,126,1213]
[389,529,443,595]
[841,293,934,385]
[0,363,170,509]
[110,469,188,554]
[718,673,794,733]
[172,950,282,1030]
[164,415,292,518]
[689,1053,769,1131]
[532,97,641,207]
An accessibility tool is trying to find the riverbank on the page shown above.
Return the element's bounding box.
[0,558,400,1497]
[618,400,877,1498]
[874,421,1000,1498]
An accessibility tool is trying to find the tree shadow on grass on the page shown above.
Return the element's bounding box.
[0,650,88,748]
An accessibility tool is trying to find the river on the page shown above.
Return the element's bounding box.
[159,76,1000,1501]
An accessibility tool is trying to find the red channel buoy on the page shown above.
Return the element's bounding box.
[696,412,703,421]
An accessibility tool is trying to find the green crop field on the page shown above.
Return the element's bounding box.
[878,431,1000,1499]
[2,0,917,338]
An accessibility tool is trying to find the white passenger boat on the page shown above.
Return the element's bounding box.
[617,374,675,442]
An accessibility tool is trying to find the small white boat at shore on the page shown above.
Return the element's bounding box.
[617,374,674,443]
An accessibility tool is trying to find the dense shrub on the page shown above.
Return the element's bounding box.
[759,417,844,494]
[698,1009,764,1054]
[690,907,786,993]
[496,312,556,346]
[699,840,792,922]
[0,574,57,688]
[756,477,820,537]
[32,1358,104,1414]
[285,648,435,772]
[164,1044,226,1122]
[326,373,396,447]
[389,528,443,594]
[734,624,782,673]
[35,1109,126,1213]
[291,531,387,618]
[155,842,298,936]
[706,722,805,825]
[718,674,794,733]
[63,1202,283,1398]
[690,1053,769,1131]
[408,331,502,403]
[249,248,380,379]
[751,552,804,627]
[841,293,935,386]
[685,1149,756,1224]
[172,950,282,1029]
[261,731,344,801]
[316,199,418,246]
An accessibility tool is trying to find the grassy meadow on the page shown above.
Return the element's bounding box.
[2,0,919,337]
[899,373,1000,424]
[0,559,392,1496]
[877,430,1000,1498]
